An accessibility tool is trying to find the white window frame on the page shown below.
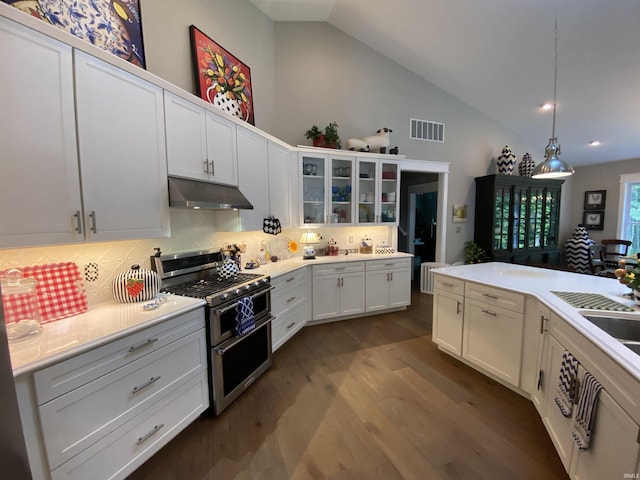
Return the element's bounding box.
[617,172,640,247]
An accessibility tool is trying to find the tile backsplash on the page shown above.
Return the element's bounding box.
[0,209,394,306]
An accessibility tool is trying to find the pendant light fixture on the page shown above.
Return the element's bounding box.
[532,0,575,179]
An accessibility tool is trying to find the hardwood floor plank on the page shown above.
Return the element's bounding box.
[128,290,568,480]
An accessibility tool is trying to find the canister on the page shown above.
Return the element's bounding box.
[112,265,160,303]
[1,269,42,340]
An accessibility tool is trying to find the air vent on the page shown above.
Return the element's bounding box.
[410,118,445,142]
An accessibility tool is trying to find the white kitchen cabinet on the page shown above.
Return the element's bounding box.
[33,308,208,479]
[525,299,550,414]
[271,268,310,351]
[300,152,356,225]
[312,262,365,321]
[364,258,411,312]
[74,51,169,242]
[432,287,465,356]
[462,283,525,386]
[356,158,399,224]
[164,91,238,186]
[268,142,295,228]
[0,16,82,248]
[237,126,269,230]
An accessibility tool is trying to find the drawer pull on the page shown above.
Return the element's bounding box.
[384,263,394,267]
[482,293,498,300]
[286,321,296,329]
[132,375,161,394]
[286,277,295,283]
[481,309,497,317]
[128,337,158,353]
[136,423,164,446]
[287,296,296,303]
[441,282,455,288]
[456,301,461,315]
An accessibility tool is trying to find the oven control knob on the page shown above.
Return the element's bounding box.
[261,278,269,285]
[220,293,229,301]
[243,285,251,291]
[234,289,241,296]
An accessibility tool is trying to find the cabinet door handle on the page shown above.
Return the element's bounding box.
[482,293,498,300]
[204,159,210,175]
[136,423,164,446]
[481,309,497,317]
[456,301,461,315]
[390,272,393,281]
[539,315,548,334]
[286,277,295,283]
[131,375,161,394]
[337,278,341,287]
[127,337,158,353]
[88,211,97,234]
[210,160,215,176]
[286,296,296,303]
[73,211,83,234]
[286,321,296,330]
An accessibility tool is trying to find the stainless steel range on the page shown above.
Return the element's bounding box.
[151,248,273,415]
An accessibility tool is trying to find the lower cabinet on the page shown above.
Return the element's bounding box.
[32,308,208,480]
[312,262,365,321]
[433,289,464,356]
[364,258,411,312]
[271,267,310,351]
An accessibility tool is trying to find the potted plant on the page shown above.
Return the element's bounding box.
[464,241,487,264]
[304,122,342,149]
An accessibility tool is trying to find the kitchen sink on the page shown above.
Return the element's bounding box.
[581,315,640,342]
[621,341,640,355]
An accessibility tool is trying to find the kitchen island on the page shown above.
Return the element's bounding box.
[432,262,640,479]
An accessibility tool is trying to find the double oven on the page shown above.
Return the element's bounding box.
[152,248,273,415]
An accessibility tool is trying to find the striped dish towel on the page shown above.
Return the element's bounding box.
[234,297,255,337]
[572,372,603,451]
[554,352,579,418]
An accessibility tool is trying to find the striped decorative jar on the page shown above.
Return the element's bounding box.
[497,145,516,175]
[518,152,536,177]
[564,225,594,274]
[112,265,160,303]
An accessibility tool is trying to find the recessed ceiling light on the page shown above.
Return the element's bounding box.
[540,103,553,111]
[589,141,601,147]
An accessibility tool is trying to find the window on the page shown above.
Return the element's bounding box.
[618,173,640,254]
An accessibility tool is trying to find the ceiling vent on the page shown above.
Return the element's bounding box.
[410,118,445,143]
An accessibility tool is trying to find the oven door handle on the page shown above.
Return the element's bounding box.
[214,315,273,355]
[215,285,275,316]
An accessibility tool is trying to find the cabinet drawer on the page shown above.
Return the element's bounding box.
[433,274,465,296]
[34,308,205,404]
[272,300,308,352]
[465,282,524,313]
[365,257,411,272]
[50,373,208,480]
[272,268,308,315]
[313,261,365,276]
[40,329,207,469]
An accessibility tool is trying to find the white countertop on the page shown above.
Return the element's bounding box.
[243,252,413,278]
[9,296,205,377]
[433,262,640,380]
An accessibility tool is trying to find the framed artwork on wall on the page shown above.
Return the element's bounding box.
[3,0,146,68]
[190,25,255,125]
[584,190,606,210]
[583,210,604,230]
[452,204,468,223]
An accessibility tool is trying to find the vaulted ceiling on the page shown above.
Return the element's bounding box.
[250,0,640,167]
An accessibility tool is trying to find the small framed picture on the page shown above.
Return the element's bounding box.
[584,190,606,210]
[583,210,604,230]
[452,204,467,223]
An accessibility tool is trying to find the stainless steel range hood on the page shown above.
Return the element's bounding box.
[168,176,253,210]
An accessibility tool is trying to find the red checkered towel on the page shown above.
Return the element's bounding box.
[1,263,88,324]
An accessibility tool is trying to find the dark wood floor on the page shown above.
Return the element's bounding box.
[128,287,568,480]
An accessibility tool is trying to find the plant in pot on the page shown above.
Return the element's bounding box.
[304,122,342,149]
[305,125,323,147]
[464,241,487,264]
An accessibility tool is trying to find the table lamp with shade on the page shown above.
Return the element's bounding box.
[300,230,320,260]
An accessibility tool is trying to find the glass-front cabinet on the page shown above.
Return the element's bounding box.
[329,155,355,224]
[301,154,326,225]
[474,174,564,265]
[356,159,399,225]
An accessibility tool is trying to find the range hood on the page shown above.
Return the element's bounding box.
[168,176,253,210]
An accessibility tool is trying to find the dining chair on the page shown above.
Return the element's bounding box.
[601,239,632,256]
[588,244,617,278]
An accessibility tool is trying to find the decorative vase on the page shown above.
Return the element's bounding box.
[497,145,517,175]
[518,152,536,177]
[564,225,594,274]
[206,85,247,121]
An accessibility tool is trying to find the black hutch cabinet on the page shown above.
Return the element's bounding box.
[474,174,564,265]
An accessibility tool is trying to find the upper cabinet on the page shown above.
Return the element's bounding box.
[237,126,269,231]
[0,17,82,248]
[74,51,169,242]
[164,91,238,186]
[0,17,169,248]
[267,142,295,229]
[474,174,564,265]
[356,159,399,225]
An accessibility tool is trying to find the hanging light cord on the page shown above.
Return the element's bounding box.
[551,0,559,140]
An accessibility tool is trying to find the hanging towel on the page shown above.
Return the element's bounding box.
[554,351,579,418]
[572,372,603,451]
[235,297,255,337]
